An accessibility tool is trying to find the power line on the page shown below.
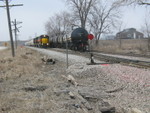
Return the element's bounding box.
[12,19,22,49]
[0,0,23,57]
[0,4,23,7]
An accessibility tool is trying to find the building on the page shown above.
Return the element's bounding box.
[105,35,115,40]
[116,28,144,39]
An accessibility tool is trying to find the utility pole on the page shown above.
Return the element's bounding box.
[12,19,22,49]
[66,35,69,69]
[0,0,23,57]
[5,0,15,57]
[14,19,17,49]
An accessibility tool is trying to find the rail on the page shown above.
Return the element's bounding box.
[93,52,150,68]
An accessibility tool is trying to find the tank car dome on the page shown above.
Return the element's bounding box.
[71,28,88,41]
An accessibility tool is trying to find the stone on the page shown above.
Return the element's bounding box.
[129,108,143,113]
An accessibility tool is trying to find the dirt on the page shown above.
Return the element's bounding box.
[0,47,149,113]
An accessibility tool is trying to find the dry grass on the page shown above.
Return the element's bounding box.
[0,46,74,113]
[0,47,59,113]
[92,39,150,56]
[0,47,42,80]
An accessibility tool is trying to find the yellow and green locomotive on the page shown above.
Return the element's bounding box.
[34,35,49,48]
[40,35,49,48]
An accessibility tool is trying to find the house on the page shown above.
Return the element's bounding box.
[116,28,144,39]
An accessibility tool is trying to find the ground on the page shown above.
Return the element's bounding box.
[0,47,68,113]
[0,47,149,113]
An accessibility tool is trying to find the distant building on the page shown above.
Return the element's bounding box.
[116,28,144,39]
[105,35,115,40]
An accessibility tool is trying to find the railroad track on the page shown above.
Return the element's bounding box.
[47,48,150,69]
[92,52,150,69]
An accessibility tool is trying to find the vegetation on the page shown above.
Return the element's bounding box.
[45,0,150,46]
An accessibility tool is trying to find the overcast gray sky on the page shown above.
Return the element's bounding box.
[0,0,148,41]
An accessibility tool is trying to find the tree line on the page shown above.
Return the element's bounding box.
[45,0,150,44]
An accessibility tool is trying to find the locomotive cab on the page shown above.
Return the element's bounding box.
[40,35,49,48]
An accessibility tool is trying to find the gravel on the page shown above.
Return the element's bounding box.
[31,47,150,113]
[1,47,144,113]
[31,47,103,64]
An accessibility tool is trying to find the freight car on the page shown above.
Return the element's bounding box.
[25,28,89,51]
[49,28,89,51]
[24,39,34,46]
[70,28,88,51]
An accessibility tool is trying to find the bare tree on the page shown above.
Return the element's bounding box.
[66,0,97,28]
[114,0,150,6]
[117,21,127,48]
[141,12,150,50]
[143,18,150,38]
[61,11,74,34]
[88,0,121,43]
[45,16,55,36]
[45,15,58,39]
[45,11,72,43]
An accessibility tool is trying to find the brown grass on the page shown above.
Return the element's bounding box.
[92,39,150,56]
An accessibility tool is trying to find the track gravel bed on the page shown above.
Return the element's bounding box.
[33,47,150,113]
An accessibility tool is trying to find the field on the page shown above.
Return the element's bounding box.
[92,39,150,56]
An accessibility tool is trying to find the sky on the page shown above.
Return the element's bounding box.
[0,0,149,41]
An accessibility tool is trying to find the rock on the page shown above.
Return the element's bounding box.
[98,101,115,113]
[128,108,143,113]
[41,56,55,64]
[72,104,81,108]
[25,52,32,55]
[0,78,4,83]
[22,86,48,92]
[99,107,115,113]
[21,55,28,59]
[67,75,78,86]
[68,91,76,99]
[54,90,70,96]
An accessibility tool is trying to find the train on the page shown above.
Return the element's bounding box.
[25,35,49,48]
[25,28,89,51]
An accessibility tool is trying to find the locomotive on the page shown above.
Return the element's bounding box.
[25,28,89,51]
[34,35,49,48]
[25,35,49,48]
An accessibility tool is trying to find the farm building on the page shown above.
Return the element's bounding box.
[116,28,144,39]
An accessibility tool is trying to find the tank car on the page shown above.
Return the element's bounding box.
[49,33,65,48]
[25,39,34,46]
[33,37,39,47]
[71,28,89,51]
